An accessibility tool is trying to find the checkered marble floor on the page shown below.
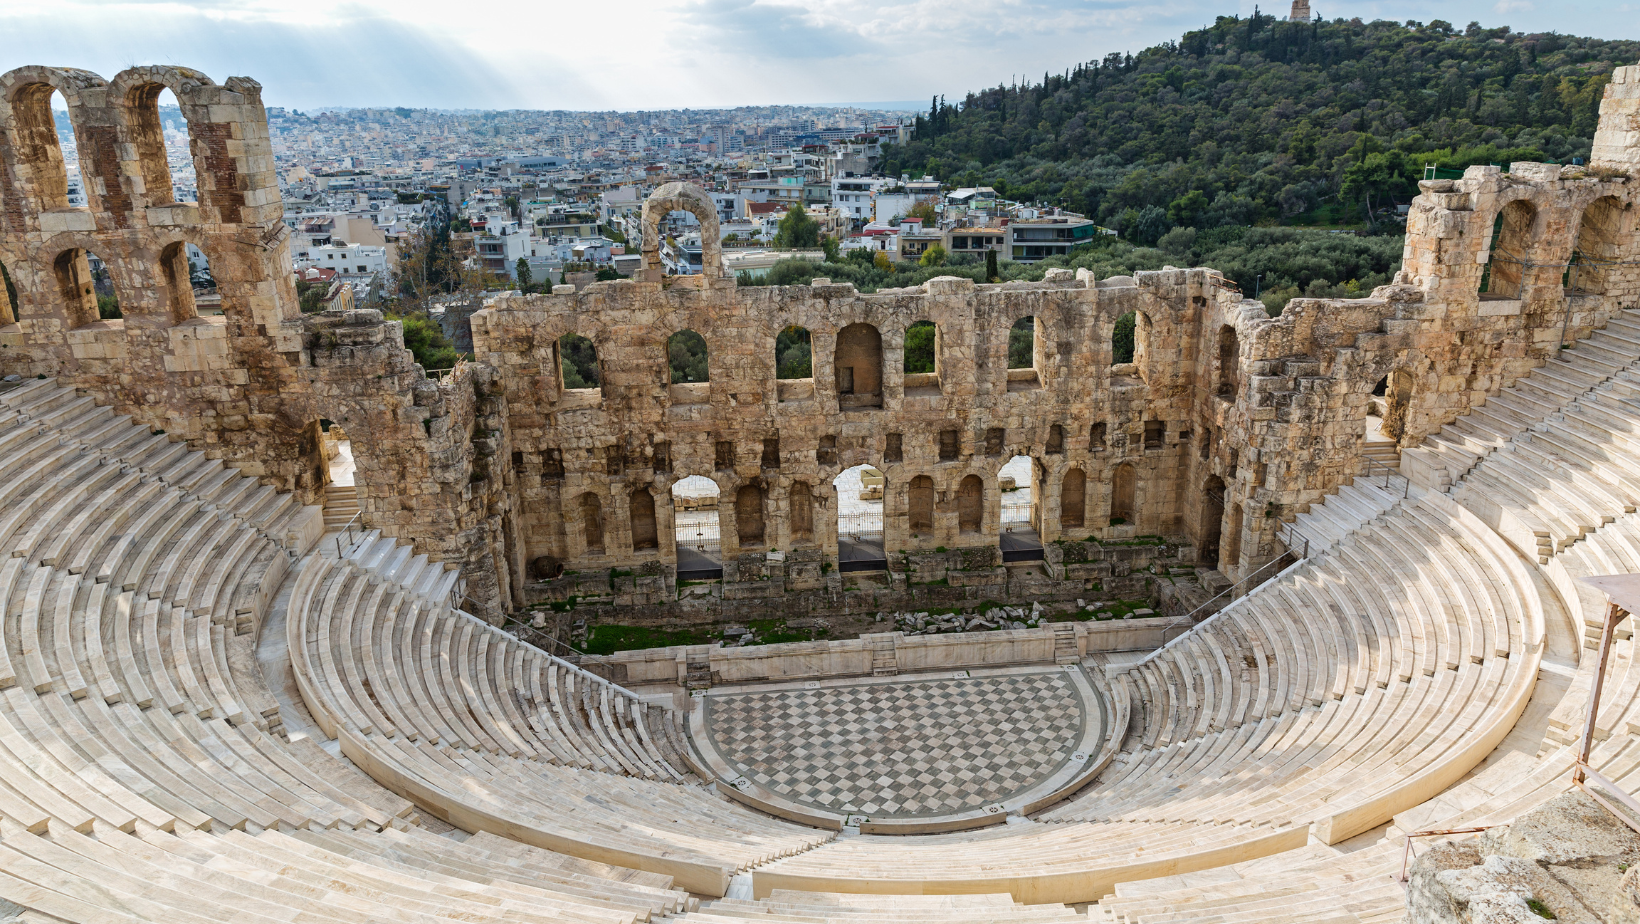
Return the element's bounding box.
[700,669,1085,818]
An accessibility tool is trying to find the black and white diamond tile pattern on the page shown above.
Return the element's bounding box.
[703,671,1083,817]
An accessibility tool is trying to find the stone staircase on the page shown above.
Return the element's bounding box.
[322,482,360,531]
[1402,308,1640,492]
[340,528,461,605]
[869,635,899,675]
[1281,467,1410,558]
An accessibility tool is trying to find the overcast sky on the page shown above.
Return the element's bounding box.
[6,0,1639,112]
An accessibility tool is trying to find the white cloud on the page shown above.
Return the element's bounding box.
[1,0,1636,111]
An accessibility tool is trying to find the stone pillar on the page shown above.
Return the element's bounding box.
[1591,63,1640,173]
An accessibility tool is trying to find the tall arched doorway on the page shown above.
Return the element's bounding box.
[998,455,1044,561]
[671,476,722,579]
[834,464,885,571]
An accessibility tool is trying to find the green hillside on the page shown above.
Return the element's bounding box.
[883,14,1637,238]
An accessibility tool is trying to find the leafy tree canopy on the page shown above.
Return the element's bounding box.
[772,203,821,249]
[883,16,1635,238]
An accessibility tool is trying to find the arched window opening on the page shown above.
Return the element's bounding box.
[1007,316,1040,391]
[657,208,709,276]
[999,455,1043,560]
[775,325,812,402]
[776,325,812,379]
[904,320,940,396]
[53,249,118,326]
[1568,197,1623,297]
[1089,422,1107,452]
[667,328,708,405]
[957,474,984,535]
[835,322,883,408]
[667,329,708,383]
[1061,468,1086,530]
[1111,463,1137,525]
[579,493,605,555]
[128,86,198,206]
[1201,475,1226,569]
[1480,201,1535,300]
[0,260,17,326]
[1217,325,1239,397]
[558,333,600,392]
[835,464,884,570]
[672,476,722,578]
[630,486,658,552]
[790,481,814,545]
[1112,311,1136,365]
[735,484,766,548]
[50,91,85,209]
[908,475,935,535]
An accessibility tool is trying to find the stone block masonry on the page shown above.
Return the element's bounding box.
[3,60,1640,623]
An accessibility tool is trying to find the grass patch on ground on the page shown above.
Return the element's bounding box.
[583,624,720,655]
[1046,599,1154,622]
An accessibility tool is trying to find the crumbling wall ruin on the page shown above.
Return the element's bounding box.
[2,60,1639,624]
[0,65,517,612]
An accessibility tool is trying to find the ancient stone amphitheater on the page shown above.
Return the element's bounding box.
[0,61,1635,922]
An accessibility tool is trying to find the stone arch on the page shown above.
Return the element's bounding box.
[957,474,983,534]
[640,182,724,278]
[578,492,604,554]
[108,66,216,208]
[0,68,105,221]
[1480,199,1537,299]
[735,483,765,547]
[908,474,935,533]
[1217,325,1239,396]
[1111,462,1137,524]
[1568,196,1624,296]
[629,485,658,551]
[1060,467,1086,529]
[834,322,882,408]
[4,83,71,215]
[51,247,115,327]
[789,481,814,545]
[1201,474,1226,567]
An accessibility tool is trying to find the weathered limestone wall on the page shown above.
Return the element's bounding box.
[3,60,1640,623]
[577,616,1182,688]
[0,65,517,612]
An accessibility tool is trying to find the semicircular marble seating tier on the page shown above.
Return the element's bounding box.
[3,57,1640,924]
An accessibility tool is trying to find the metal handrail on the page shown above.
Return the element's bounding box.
[1397,826,1496,883]
[1360,453,1409,498]
[333,511,364,559]
[1134,550,1304,667]
[447,594,644,700]
[453,590,588,658]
